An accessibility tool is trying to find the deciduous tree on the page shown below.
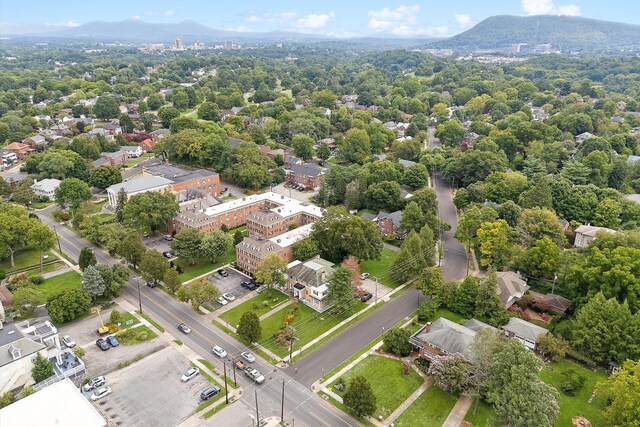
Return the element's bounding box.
[116,234,146,268]
[383,328,412,357]
[89,165,122,189]
[177,278,220,311]
[254,253,288,291]
[46,288,92,324]
[428,354,471,395]
[343,376,377,417]
[123,192,179,233]
[79,247,97,270]
[140,250,169,285]
[55,178,92,209]
[200,230,232,263]
[596,360,640,427]
[237,311,262,343]
[163,268,182,296]
[171,228,202,266]
[326,265,353,314]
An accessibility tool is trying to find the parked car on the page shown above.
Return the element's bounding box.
[200,386,221,401]
[90,387,112,401]
[360,272,370,280]
[222,292,235,302]
[221,187,228,193]
[162,251,174,258]
[240,351,256,363]
[83,376,106,392]
[216,296,228,306]
[360,293,373,302]
[241,280,258,290]
[212,345,227,358]
[62,335,76,348]
[233,359,246,370]
[146,281,156,288]
[181,367,200,382]
[96,338,110,351]
[106,336,120,347]
[178,323,191,334]
[163,235,174,241]
[244,367,265,384]
[217,269,229,277]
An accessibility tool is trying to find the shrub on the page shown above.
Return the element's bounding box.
[417,298,440,321]
[560,369,586,396]
[29,275,45,285]
[334,377,346,392]
[110,309,122,324]
[7,273,28,284]
[383,328,412,357]
[52,209,71,222]
[0,270,5,280]
[136,331,148,341]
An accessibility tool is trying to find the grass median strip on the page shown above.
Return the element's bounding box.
[136,311,165,332]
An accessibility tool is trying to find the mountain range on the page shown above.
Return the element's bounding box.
[2,15,639,51]
[429,15,640,51]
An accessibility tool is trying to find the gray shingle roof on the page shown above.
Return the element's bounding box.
[411,317,476,356]
[289,163,323,178]
[107,175,173,194]
[502,317,548,343]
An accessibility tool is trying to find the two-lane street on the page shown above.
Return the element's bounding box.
[36,207,358,427]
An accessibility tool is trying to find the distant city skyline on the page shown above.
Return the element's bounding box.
[1,0,639,38]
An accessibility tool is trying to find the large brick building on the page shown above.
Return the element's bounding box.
[143,164,220,197]
[171,192,322,234]
[235,223,314,274]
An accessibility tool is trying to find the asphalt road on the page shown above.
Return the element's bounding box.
[36,207,359,427]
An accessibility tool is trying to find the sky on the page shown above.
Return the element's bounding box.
[1,0,639,37]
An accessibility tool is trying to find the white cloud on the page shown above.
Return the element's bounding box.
[367,5,420,31]
[246,15,262,23]
[66,21,81,27]
[521,0,581,16]
[454,13,472,30]
[293,11,335,30]
[163,10,174,16]
[232,26,254,33]
[246,12,297,24]
[367,5,448,37]
[132,16,141,21]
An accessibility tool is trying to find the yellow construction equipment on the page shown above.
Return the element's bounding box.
[92,307,109,335]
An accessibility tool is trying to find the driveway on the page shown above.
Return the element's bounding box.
[92,346,211,427]
[143,234,172,254]
[207,267,252,307]
[359,278,393,302]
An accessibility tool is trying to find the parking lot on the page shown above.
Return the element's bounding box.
[270,182,317,202]
[207,267,252,307]
[359,278,393,302]
[56,304,167,376]
[91,346,211,427]
[143,234,172,254]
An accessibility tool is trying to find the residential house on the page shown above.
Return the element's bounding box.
[88,128,108,138]
[409,317,496,361]
[139,138,155,151]
[34,114,52,123]
[3,142,34,159]
[611,115,625,123]
[49,124,70,136]
[120,145,144,158]
[573,224,616,248]
[495,271,530,309]
[575,132,594,144]
[286,163,324,190]
[627,154,640,163]
[398,159,416,168]
[103,123,122,136]
[624,194,640,205]
[530,292,572,315]
[93,150,128,167]
[317,138,337,155]
[0,149,18,167]
[501,317,548,350]
[106,176,173,206]
[143,163,220,197]
[149,129,170,139]
[267,148,286,161]
[286,257,334,312]
[375,211,405,238]
[616,100,627,111]
[0,323,47,393]
[283,156,304,170]
[31,178,61,200]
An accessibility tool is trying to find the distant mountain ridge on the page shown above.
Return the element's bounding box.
[428,15,640,51]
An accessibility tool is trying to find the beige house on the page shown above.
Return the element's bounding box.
[574,224,616,248]
[286,257,334,312]
[495,271,530,309]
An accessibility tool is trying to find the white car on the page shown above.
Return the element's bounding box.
[240,351,256,363]
[62,335,76,348]
[244,367,265,384]
[216,296,228,306]
[222,293,235,302]
[83,376,106,392]
[181,367,200,382]
[360,272,370,280]
[212,345,227,358]
[90,387,112,401]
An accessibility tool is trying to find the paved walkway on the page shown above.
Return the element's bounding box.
[386,376,434,424]
[442,394,474,427]
[259,299,294,321]
[41,266,72,278]
[383,242,401,252]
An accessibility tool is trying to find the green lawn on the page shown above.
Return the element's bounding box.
[360,247,401,288]
[394,386,458,427]
[539,361,608,427]
[36,271,81,302]
[136,311,165,332]
[95,213,116,223]
[0,249,57,273]
[124,159,142,167]
[260,301,366,357]
[464,400,500,426]
[430,308,466,323]
[117,311,140,329]
[219,290,288,327]
[116,325,158,344]
[331,355,424,419]
[177,246,236,282]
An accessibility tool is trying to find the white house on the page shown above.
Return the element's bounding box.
[106,175,173,206]
[501,317,548,350]
[120,145,144,158]
[574,224,616,248]
[31,178,61,200]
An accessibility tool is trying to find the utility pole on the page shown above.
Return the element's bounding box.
[280,379,285,422]
[254,390,259,424]
[374,276,378,305]
[232,359,237,386]
[136,277,142,313]
[223,360,229,404]
[53,225,62,254]
[551,272,558,295]
[289,336,294,362]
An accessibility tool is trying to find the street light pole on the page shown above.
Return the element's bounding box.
[551,273,558,295]
[223,361,229,404]
[52,225,62,254]
[280,379,285,422]
[136,277,142,313]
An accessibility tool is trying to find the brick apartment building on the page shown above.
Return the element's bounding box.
[144,163,220,197]
[170,192,322,234]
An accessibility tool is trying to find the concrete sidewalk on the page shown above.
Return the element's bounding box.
[442,394,474,427]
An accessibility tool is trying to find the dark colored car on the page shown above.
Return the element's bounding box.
[96,338,110,351]
[241,280,257,290]
[106,336,120,347]
[360,293,373,302]
[162,251,174,258]
[200,385,221,401]
[218,269,228,277]
[146,281,156,288]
